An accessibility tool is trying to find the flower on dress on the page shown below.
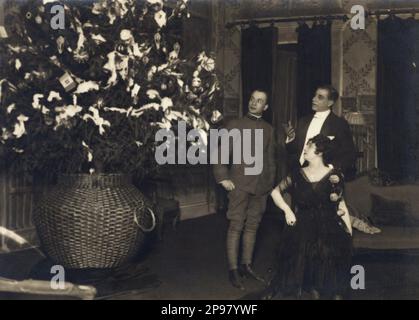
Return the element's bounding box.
[337,209,346,217]
[329,174,340,184]
[330,193,340,202]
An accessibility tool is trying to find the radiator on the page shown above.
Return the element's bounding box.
[0,173,36,251]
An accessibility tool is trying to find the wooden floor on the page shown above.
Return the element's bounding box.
[1,212,419,300]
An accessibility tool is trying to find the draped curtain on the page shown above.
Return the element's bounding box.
[271,46,298,179]
[296,22,332,119]
[377,17,419,182]
[241,25,278,123]
[272,46,298,129]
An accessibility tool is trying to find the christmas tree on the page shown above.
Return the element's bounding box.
[0,0,222,177]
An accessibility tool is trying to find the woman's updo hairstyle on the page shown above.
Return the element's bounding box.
[307,134,335,165]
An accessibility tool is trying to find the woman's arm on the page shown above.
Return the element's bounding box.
[271,186,291,212]
[338,198,353,236]
[271,186,296,226]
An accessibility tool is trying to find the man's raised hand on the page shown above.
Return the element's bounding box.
[284,121,296,142]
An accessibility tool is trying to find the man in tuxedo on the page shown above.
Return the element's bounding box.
[213,89,276,290]
[285,85,356,179]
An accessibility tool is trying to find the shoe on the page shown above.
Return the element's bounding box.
[239,264,266,284]
[229,269,245,291]
[261,282,280,300]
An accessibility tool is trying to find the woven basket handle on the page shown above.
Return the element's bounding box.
[134,206,156,233]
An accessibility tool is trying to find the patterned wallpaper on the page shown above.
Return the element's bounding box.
[342,19,377,97]
[211,1,243,118]
[339,14,377,173]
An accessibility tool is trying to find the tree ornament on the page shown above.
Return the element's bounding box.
[59,72,77,92]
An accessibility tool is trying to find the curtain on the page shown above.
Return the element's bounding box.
[272,46,298,179]
[377,17,419,182]
[241,25,278,123]
[296,22,332,119]
[272,46,298,129]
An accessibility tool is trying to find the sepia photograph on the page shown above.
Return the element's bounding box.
[0,0,419,304]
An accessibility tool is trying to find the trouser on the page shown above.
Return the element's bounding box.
[226,188,268,270]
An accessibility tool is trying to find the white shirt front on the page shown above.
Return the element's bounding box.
[298,110,331,165]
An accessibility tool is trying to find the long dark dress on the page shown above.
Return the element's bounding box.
[271,168,352,297]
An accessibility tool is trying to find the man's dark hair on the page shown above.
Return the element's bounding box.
[317,85,339,104]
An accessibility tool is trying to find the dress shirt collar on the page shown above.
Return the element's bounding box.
[246,113,263,120]
[314,109,331,119]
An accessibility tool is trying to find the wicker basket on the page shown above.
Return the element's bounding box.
[33,174,155,269]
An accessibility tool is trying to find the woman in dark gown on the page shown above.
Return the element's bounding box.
[266,134,353,300]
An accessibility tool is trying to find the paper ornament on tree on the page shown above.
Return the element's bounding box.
[59,72,77,92]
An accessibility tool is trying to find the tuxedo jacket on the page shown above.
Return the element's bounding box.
[212,114,277,196]
[286,111,356,178]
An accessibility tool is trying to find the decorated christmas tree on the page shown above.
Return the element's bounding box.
[0,0,222,178]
